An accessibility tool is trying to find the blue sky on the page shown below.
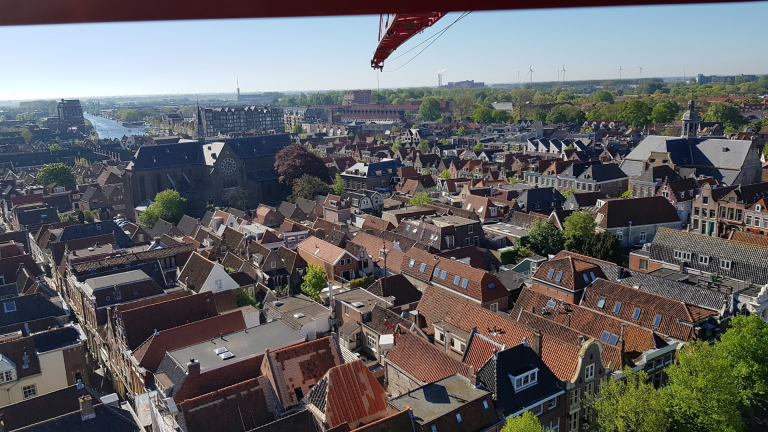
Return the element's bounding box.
[0,2,765,100]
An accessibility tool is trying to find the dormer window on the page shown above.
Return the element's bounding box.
[511,368,539,391]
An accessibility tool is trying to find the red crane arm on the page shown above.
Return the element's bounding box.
[371,13,446,70]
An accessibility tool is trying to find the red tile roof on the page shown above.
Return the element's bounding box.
[297,236,353,265]
[386,326,472,383]
[311,359,388,429]
[533,255,605,292]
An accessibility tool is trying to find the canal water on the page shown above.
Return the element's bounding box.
[84,113,148,139]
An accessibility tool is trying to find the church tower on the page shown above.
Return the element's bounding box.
[236,78,240,102]
[196,102,205,143]
[681,97,700,139]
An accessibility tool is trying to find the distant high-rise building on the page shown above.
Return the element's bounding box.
[57,99,84,126]
[199,106,284,137]
[342,90,372,106]
[697,74,756,85]
[439,80,484,89]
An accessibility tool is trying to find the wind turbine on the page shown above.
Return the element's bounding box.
[639,66,643,79]
[557,69,561,83]
[527,64,534,84]
[561,64,567,82]
[618,65,623,80]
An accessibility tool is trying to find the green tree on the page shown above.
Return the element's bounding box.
[593,367,667,432]
[440,169,451,179]
[471,106,493,123]
[290,174,330,201]
[500,411,544,432]
[492,109,510,123]
[583,231,622,264]
[332,173,346,195]
[499,245,532,265]
[292,124,305,134]
[520,220,564,256]
[77,211,85,224]
[563,211,595,240]
[620,190,632,198]
[48,143,65,151]
[452,94,476,120]
[457,126,466,136]
[717,314,768,409]
[139,190,187,228]
[417,140,430,153]
[223,187,257,211]
[301,264,327,301]
[619,100,652,129]
[664,341,745,432]
[418,97,442,121]
[20,129,33,144]
[38,163,76,190]
[592,90,615,103]
[704,102,746,130]
[533,110,548,122]
[651,100,680,124]
[473,143,484,151]
[392,142,402,152]
[83,210,95,223]
[408,192,432,206]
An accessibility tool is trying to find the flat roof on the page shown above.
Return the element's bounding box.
[168,320,304,372]
[83,269,151,294]
[388,374,490,423]
[483,223,529,238]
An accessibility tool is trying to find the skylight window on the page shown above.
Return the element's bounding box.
[653,314,662,327]
[600,330,620,346]
[433,267,440,277]
[547,269,555,279]
[466,203,472,210]
[632,307,641,320]
[597,297,606,308]
[420,263,427,272]
[555,271,563,282]
[440,270,447,280]
[583,274,589,283]
[461,278,469,288]
[590,271,596,281]
[453,275,461,286]
[409,259,415,268]
[613,302,622,313]
[478,206,484,213]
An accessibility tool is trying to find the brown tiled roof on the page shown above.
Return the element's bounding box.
[360,215,395,235]
[350,231,406,271]
[401,248,507,303]
[0,254,42,284]
[306,359,388,430]
[133,312,246,372]
[178,252,217,293]
[511,288,659,363]
[221,251,246,271]
[264,336,343,408]
[0,334,41,379]
[297,236,350,265]
[221,226,245,251]
[386,326,472,383]
[71,243,196,272]
[463,332,505,371]
[174,354,265,403]
[581,279,715,340]
[532,255,605,292]
[117,292,218,350]
[730,230,768,248]
[365,274,421,307]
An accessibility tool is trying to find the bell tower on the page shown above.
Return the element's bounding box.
[681,96,700,139]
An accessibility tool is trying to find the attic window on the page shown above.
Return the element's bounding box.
[488,282,496,289]
[613,302,622,313]
[653,314,662,327]
[632,307,641,320]
[433,267,440,277]
[461,278,469,289]
[590,272,596,281]
[409,259,415,268]
[466,203,472,210]
[440,270,447,280]
[547,269,555,279]
[453,275,461,286]
[583,274,589,283]
[419,263,427,272]
[3,301,16,313]
[555,271,563,282]
[597,297,606,309]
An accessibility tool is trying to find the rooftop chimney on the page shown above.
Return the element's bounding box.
[79,395,95,421]
[531,331,543,357]
[187,358,200,375]
[619,323,626,354]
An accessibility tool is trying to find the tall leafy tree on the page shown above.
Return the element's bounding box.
[473,143,485,151]
[301,264,327,301]
[492,109,510,123]
[520,220,564,256]
[717,314,768,409]
[223,187,257,211]
[38,163,76,190]
[440,169,451,179]
[593,367,667,432]
[139,190,187,228]
[563,211,595,240]
[664,341,745,432]
[583,231,622,264]
[651,100,680,124]
[274,143,330,184]
[418,97,442,121]
[619,100,652,129]
[471,106,494,123]
[332,173,346,195]
[500,411,544,432]
[592,90,615,103]
[457,127,466,136]
[292,124,305,134]
[290,174,330,201]
[704,102,745,130]
[417,140,430,153]
[452,94,476,120]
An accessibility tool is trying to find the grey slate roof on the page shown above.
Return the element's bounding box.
[0,294,67,327]
[58,221,134,248]
[129,142,204,171]
[649,228,768,286]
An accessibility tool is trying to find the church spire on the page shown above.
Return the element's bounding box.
[196,100,205,143]
[681,91,699,139]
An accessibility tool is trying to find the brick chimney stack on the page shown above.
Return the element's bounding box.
[187,358,200,375]
[79,395,96,421]
[532,330,543,357]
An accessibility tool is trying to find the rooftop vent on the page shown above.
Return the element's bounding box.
[274,301,284,307]
[293,313,306,319]
[351,302,364,308]
[213,347,228,355]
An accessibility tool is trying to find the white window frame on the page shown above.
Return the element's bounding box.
[699,255,710,265]
[510,368,539,391]
[674,250,691,261]
[719,259,732,270]
[585,363,595,381]
[22,384,37,400]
